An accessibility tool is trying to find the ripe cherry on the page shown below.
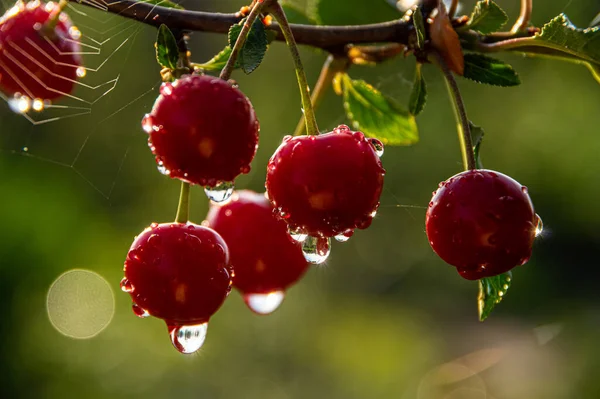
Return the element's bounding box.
[426,169,541,280]
[142,74,260,201]
[265,125,385,262]
[0,1,82,101]
[121,222,232,353]
[205,190,309,315]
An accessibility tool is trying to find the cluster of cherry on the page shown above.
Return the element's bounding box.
[0,1,541,355]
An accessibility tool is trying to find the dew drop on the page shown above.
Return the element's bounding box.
[69,25,81,40]
[120,278,133,293]
[76,66,86,78]
[169,322,208,354]
[204,181,234,203]
[132,302,149,318]
[535,214,543,237]
[334,231,352,242]
[244,291,285,315]
[141,114,155,133]
[288,228,307,243]
[160,83,174,96]
[368,138,384,157]
[32,98,44,112]
[8,95,31,114]
[157,164,170,175]
[302,236,331,265]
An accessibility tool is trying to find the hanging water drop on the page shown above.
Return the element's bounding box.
[169,322,208,354]
[204,181,234,203]
[132,302,149,318]
[369,138,384,157]
[302,236,331,265]
[76,66,87,78]
[244,291,285,315]
[535,214,543,237]
[32,98,44,112]
[8,95,31,114]
[334,233,350,243]
[141,114,155,133]
[288,228,307,243]
[120,278,134,293]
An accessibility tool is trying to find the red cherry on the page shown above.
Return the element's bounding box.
[265,125,385,239]
[205,190,309,314]
[426,169,540,280]
[122,222,232,353]
[0,1,82,101]
[142,74,260,192]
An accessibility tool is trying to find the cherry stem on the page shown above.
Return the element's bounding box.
[175,182,191,223]
[448,0,459,17]
[510,0,533,34]
[268,2,320,136]
[45,0,69,31]
[293,55,348,136]
[219,0,270,81]
[432,51,477,171]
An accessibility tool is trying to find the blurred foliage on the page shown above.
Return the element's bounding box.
[1,0,600,398]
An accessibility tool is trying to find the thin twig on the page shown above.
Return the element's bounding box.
[432,51,476,171]
[448,0,459,17]
[510,0,533,33]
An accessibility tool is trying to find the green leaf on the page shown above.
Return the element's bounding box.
[143,0,184,10]
[408,64,426,116]
[195,46,233,72]
[282,2,317,24]
[534,14,600,66]
[465,0,508,34]
[413,6,426,50]
[228,17,268,74]
[342,74,418,146]
[155,24,179,70]
[478,272,512,321]
[310,0,401,25]
[469,121,484,169]
[463,54,521,86]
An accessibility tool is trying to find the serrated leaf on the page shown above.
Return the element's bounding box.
[478,272,512,321]
[310,0,401,25]
[463,54,521,86]
[470,121,484,169]
[408,64,426,116]
[534,14,600,66]
[195,46,233,71]
[282,2,316,24]
[228,17,268,74]
[144,0,184,10]
[155,24,179,70]
[465,0,508,34]
[342,74,418,146]
[413,6,426,50]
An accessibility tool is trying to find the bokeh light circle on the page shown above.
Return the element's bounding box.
[47,269,115,339]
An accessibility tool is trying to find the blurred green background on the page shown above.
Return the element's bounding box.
[1,0,599,398]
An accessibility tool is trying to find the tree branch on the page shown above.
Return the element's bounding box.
[70,0,417,51]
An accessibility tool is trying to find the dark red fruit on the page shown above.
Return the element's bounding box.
[265,125,385,238]
[426,169,539,280]
[122,222,232,325]
[0,1,82,101]
[205,190,309,313]
[142,74,260,187]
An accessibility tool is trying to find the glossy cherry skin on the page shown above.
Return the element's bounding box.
[265,125,385,238]
[205,190,309,297]
[142,74,260,187]
[0,1,82,100]
[122,222,233,325]
[426,169,538,280]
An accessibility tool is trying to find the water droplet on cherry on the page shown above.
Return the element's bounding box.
[535,214,543,237]
[120,278,133,293]
[204,181,234,203]
[168,322,208,354]
[368,138,384,157]
[132,302,149,318]
[244,291,285,315]
[302,236,331,265]
[288,228,307,243]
